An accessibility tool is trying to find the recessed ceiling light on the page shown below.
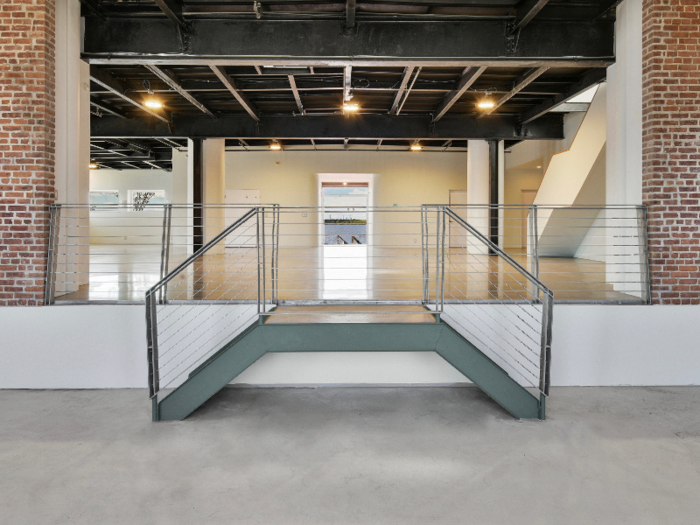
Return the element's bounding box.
[144,97,163,109]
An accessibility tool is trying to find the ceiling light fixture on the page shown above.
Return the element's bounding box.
[343,182,348,186]
[343,103,360,113]
[270,141,282,151]
[144,97,164,109]
[410,142,422,152]
[89,162,99,170]
[477,96,495,110]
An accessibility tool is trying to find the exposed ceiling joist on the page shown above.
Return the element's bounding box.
[396,67,421,116]
[91,113,564,141]
[595,0,624,20]
[520,68,606,124]
[154,0,188,31]
[389,66,415,116]
[432,65,487,123]
[479,66,549,117]
[346,0,356,29]
[210,65,260,121]
[83,19,615,65]
[344,66,353,102]
[511,0,551,33]
[288,75,305,115]
[90,98,128,119]
[144,65,215,117]
[89,66,171,124]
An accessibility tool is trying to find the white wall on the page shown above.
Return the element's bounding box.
[89,168,174,245]
[2,305,699,388]
[226,150,467,206]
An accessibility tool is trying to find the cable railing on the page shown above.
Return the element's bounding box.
[46,203,650,305]
[143,205,554,404]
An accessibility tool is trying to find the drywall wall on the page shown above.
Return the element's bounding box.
[506,111,587,172]
[89,168,174,245]
[2,305,699,388]
[503,168,545,248]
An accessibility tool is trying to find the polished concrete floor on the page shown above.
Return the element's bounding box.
[54,245,644,304]
[1,387,698,524]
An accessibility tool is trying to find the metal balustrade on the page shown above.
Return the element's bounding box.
[144,206,555,408]
[46,203,650,305]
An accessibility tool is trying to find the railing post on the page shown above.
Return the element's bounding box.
[637,205,652,304]
[539,291,554,398]
[146,290,160,401]
[43,204,61,305]
[272,204,279,304]
[421,205,429,303]
[435,206,442,310]
[440,207,446,313]
[261,207,267,315]
[530,204,540,302]
[256,208,261,316]
[159,204,173,304]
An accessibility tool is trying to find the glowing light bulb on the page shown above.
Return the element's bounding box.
[477,97,495,110]
[89,162,98,169]
[343,103,360,113]
[410,143,422,152]
[144,97,163,109]
[270,142,282,151]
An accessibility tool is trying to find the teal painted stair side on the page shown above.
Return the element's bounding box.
[153,320,544,421]
[156,321,265,421]
[434,323,542,419]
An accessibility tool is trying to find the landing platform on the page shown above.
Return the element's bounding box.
[263,305,437,324]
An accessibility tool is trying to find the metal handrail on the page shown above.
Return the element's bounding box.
[444,207,553,297]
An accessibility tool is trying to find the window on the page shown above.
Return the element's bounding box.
[127,189,166,211]
[89,190,119,211]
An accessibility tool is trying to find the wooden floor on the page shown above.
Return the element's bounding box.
[264,305,438,324]
[54,245,645,303]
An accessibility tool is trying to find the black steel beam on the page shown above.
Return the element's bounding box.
[389,66,415,116]
[288,75,305,115]
[91,113,564,141]
[511,0,551,33]
[346,0,357,30]
[83,19,615,66]
[520,68,606,124]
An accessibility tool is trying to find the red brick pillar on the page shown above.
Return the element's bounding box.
[0,0,56,306]
[642,0,700,305]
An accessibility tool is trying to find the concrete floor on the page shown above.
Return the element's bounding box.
[1,387,699,524]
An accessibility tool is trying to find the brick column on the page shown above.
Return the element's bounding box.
[642,0,700,305]
[0,0,56,306]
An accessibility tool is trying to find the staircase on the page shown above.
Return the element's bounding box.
[146,206,553,422]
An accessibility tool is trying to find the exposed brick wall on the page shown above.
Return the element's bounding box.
[642,0,700,305]
[0,0,55,306]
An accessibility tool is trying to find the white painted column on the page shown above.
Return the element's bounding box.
[467,140,491,239]
[606,0,643,297]
[54,0,90,293]
[202,138,226,242]
[606,0,642,206]
[171,145,193,257]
